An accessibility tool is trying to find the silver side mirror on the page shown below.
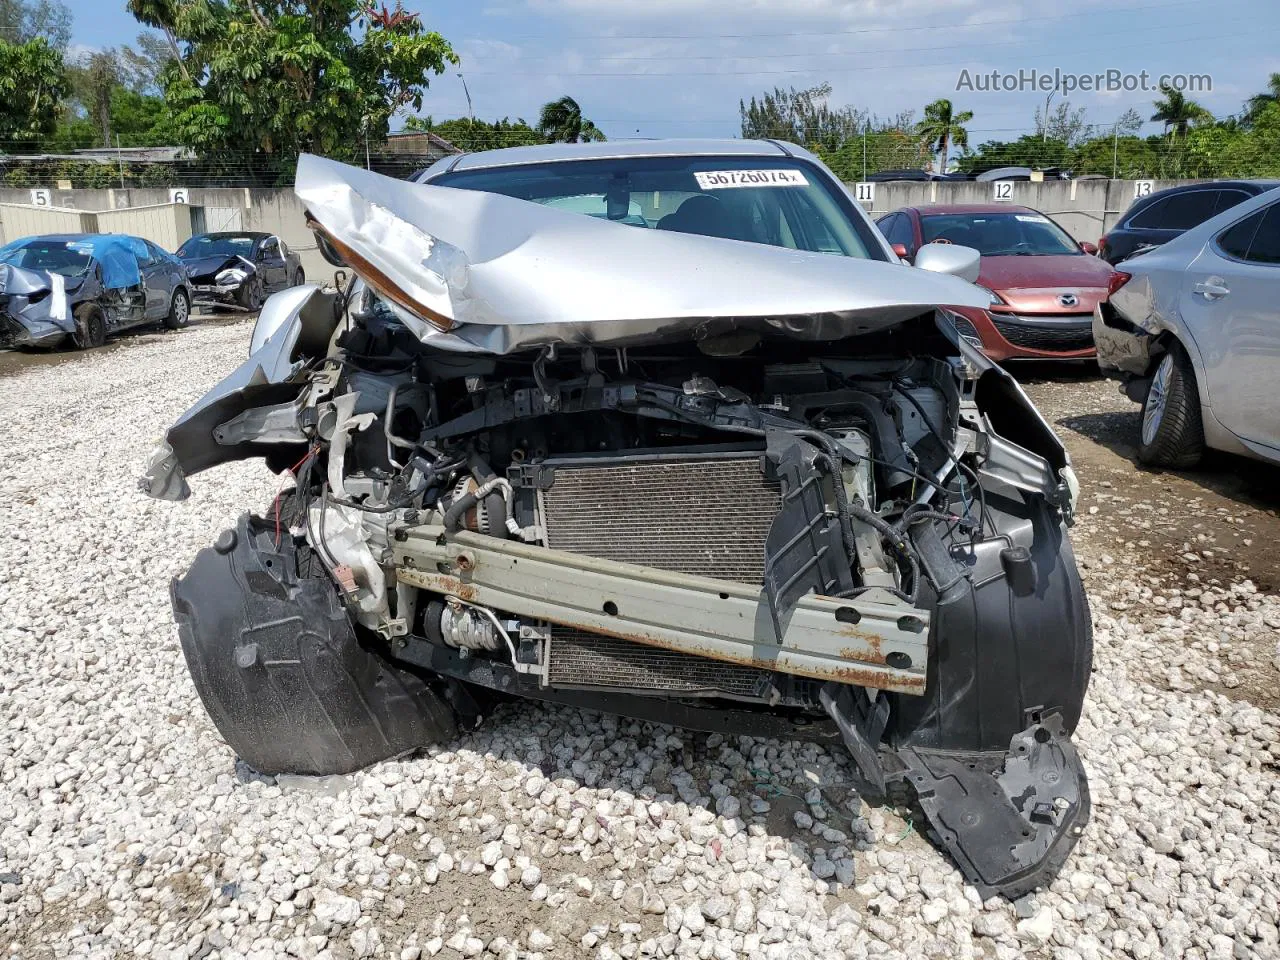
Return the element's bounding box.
[913,243,982,283]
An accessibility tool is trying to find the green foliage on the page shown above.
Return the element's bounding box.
[739,83,867,154]
[0,36,68,150]
[917,99,973,173]
[817,126,925,180]
[537,96,604,143]
[958,136,1072,175]
[0,0,71,50]
[402,115,543,151]
[127,0,458,170]
[1150,82,1212,140]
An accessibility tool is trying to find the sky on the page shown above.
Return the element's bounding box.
[73,0,1279,145]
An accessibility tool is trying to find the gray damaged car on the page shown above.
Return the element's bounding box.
[143,143,1093,898]
[0,234,192,349]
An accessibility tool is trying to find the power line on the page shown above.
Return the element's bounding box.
[464,30,1246,78]
[460,15,1238,64]
[471,0,1207,42]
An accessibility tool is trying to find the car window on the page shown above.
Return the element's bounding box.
[919,211,1078,256]
[1216,210,1264,260]
[178,235,256,258]
[886,214,915,251]
[0,240,93,276]
[432,156,882,260]
[145,241,169,265]
[260,237,279,255]
[876,213,898,237]
[1126,197,1168,229]
[1158,190,1221,231]
[1242,204,1280,264]
[1213,190,1253,215]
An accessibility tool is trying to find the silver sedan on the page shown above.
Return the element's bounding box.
[1093,186,1280,468]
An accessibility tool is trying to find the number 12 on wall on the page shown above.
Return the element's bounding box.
[992,182,1014,202]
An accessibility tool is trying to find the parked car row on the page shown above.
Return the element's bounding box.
[0,230,306,351]
[872,180,1279,472]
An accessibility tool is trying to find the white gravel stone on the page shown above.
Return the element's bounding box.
[0,325,1277,960]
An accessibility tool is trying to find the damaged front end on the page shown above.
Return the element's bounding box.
[0,262,81,348]
[145,155,1092,899]
[184,254,260,311]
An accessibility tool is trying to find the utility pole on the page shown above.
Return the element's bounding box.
[458,72,474,129]
[116,134,124,189]
[862,121,868,181]
[1112,120,1120,180]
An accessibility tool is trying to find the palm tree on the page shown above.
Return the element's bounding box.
[536,96,606,143]
[916,98,972,173]
[1151,83,1212,139]
[1244,73,1280,125]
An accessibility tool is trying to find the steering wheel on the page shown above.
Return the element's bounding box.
[929,237,953,245]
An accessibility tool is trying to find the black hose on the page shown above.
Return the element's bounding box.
[442,490,481,532]
[846,501,923,604]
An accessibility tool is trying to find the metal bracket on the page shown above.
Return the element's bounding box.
[392,525,930,695]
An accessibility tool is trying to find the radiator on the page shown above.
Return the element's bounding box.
[538,454,781,585]
[546,628,767,697]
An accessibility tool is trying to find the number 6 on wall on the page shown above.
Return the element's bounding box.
[992,181,1014,202]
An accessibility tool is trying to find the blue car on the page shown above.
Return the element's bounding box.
[0,234,193,350]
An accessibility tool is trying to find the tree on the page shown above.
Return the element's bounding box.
[0,36,67,150]
[1244,73,1280,127]
[917,98,972,173]
[73,50,124,147]
[739,83,867,154]
[119,31,175,95]
[403,115,542,152]
[959,135,1071,175]
[1035,101,1090,148]
[537,96,604,143]
[1151,82,1212,139]
[0,0,71,50]
[127,0,458,173]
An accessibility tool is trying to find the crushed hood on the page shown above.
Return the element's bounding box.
[183,254,254,280]
[294,154,992,355]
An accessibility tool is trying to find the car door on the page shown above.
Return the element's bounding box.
[255,236,289,292]
[886,213,918,260]
[130,240,167,320]
[144,242,178,316]
[1178,199,1280,452]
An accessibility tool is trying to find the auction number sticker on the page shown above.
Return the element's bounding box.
[694,169,809,189]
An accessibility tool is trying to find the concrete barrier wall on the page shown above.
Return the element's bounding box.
[0,179,1215,274]
[858,178,1205,242]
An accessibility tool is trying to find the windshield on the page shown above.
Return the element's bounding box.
[178,235,256,259]
[431,156,881,259]
[920,212,1080,256]
[0,240,93,276]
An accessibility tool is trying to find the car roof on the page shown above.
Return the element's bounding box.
[18,233,142,242]
[188,231,269,241]
[899,203,1047,216]
[1138,180,1280,203]
[440,138,797,173]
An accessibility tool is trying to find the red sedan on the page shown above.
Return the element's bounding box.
[877,203,1118,361]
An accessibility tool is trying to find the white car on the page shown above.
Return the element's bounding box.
[1094,188,1280,468]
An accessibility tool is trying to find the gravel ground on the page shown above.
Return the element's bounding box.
[1,327,1277,960]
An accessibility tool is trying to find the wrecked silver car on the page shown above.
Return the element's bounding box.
[0,234,191,349]
[143,144,1092,898]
